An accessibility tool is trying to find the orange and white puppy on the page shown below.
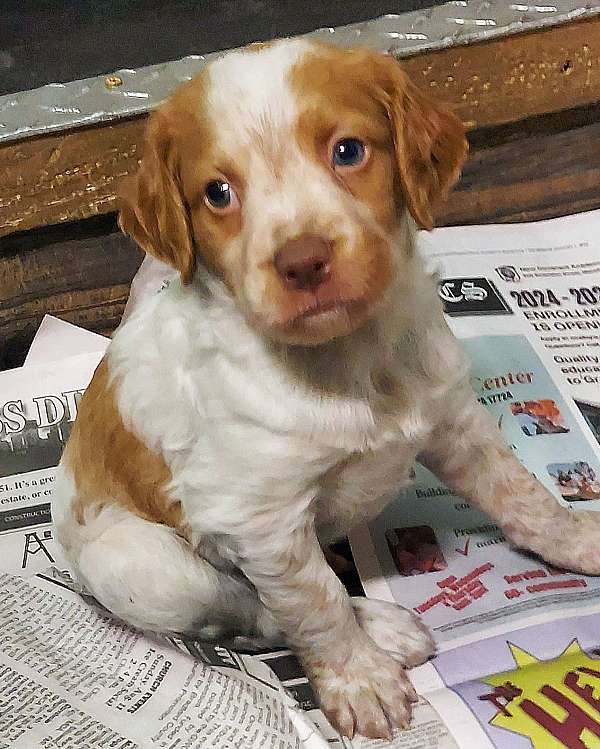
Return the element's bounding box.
[53,39,600,740]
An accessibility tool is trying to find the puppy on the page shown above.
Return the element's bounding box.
[52,39,600,740]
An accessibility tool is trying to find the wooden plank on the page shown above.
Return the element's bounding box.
[0,217,141,369]
[0,118,146,238]
[2,16,600,238]
[438,104,600,225]
[401,15,600,130]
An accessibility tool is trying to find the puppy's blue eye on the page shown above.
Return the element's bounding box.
[332,138,366,168]
[205,180,232,209]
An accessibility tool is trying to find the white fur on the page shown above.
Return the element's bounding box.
[351,598,435,667]
[53,471,280,643]
[104,221,464,543]
[207,39,311,147]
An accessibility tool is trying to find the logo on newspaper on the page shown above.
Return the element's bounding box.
[479,639,600,748]
[495,265,522,283]
[22,529,55,569]
[438,277,512,316]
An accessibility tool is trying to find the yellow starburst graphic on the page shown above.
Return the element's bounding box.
[479,640,600,748]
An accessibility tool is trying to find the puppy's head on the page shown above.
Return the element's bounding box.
[119,40,467,345]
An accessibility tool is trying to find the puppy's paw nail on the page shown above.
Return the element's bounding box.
[309,643,416,739]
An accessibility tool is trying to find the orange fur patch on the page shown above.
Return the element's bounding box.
[292,44,467,230]
[291,45,401,229]
[63,360,188,536]
[119,71,243,289]
[173,76,245,287]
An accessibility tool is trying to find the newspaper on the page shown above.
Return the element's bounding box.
[0,570,307,749]
[23,314,109,366]
[1,209,600,748]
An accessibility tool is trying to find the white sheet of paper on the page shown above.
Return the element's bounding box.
[25,315,109,367]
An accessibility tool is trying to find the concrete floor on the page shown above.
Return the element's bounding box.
[1,0,442,95]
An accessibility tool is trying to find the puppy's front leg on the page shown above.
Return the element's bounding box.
[421,394,600,574]
[237,521,417,739]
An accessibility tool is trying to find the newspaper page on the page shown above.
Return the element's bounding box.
[0,570,306,749]
[351,210,600,645]
[427,608,600,749]
[0,562,459,749]
[24,314,109,366]
[0,351,103,576]
[351,332,600,649]
[426,209,600,440]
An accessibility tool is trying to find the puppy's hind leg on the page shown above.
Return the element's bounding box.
[68,505,280,644]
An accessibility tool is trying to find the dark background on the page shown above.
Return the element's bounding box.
[1,0,442,96]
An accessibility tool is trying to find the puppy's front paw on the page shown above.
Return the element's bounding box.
[308,642,418,740]
[546,511,600,576]
[352,597,435,667]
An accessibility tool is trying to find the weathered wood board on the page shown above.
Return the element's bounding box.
[0,218,142,369]
[442,103,600,225]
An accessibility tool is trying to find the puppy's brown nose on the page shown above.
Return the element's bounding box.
[274,235,332,291]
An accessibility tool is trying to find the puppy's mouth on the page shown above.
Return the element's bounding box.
[295,298,357,321]
[272,295,371,345]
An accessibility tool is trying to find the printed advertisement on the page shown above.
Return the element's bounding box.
[422,210,600,437]
[432,612,600,749]
[350,210,600,748]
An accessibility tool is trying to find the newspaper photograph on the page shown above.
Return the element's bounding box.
[1,209,600,748]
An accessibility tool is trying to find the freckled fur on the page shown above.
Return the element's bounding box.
[54,39,600,741]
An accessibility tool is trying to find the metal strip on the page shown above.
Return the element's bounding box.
[1,0,598,145]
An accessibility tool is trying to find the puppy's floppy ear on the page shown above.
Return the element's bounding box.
[377,55,468,230]
[119,111,196,284]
